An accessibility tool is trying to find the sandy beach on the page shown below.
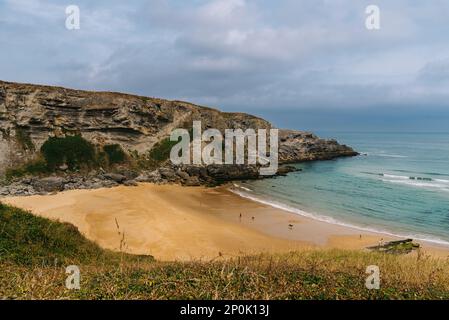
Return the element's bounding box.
[3,183,449,261]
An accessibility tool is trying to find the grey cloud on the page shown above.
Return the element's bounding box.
[1,0,449,122]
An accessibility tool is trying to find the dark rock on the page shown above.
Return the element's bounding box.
[159,167,177,180]
[133,170,162,183]
[184,176,201,186]
[32,177,65,192]
[123,180,138,187]
[120,170,139,180]
[207,164,259,182]
[104,173,126,183]
[276,165,299,176]
[176,171,190,181]
[367,239,420,255]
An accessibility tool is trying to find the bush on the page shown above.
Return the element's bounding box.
[149,138,180,162]
[103,144,126,165]
[40,135,95,170]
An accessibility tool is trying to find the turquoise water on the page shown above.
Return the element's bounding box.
[236,132,449,245]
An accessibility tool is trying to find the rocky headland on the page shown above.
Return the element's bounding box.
[0,80,358,196]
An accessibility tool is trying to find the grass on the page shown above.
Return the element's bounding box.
[0,203,142,267]
[4,157,50,181]
[1,203,449,300]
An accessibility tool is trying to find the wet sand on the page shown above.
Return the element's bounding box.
[3,183,448,261]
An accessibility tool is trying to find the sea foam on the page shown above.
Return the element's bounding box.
[230,185,449,247]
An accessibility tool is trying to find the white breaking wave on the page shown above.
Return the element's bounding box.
[232,183,252,192]
[373,153,408,158]
[383,174,409,180]
[229,186,449,247]
[379,173,449,192]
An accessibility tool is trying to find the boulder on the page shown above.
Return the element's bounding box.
[159,167,177,180]
[176,171,190,181]
[104,173,127,183]
[276,165,300,176]
[183,165,208,180]
[184,176,201,186]
[123,180,138,187]
[207,164,259,182]
[135,170,162,183]
[32,177,65,192]
[134,174,151,183]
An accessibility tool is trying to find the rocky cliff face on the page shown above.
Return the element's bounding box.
[0,80,357,176]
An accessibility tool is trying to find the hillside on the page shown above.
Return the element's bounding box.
[1,203,449,300]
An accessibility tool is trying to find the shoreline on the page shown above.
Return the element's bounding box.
[222,186,449,257]
[2,183,449,260]
[229,184,449,249]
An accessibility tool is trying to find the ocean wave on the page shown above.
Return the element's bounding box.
[383,174,410,180]
[382,178,449,191]
[229,188,449,247]
[362,172,449,191]
[367,152,408,158]
[393,169,449,177]
[232,183,252,192]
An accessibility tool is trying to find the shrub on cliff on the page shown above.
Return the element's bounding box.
[149,138,179,162]
[40,135,95,170]
[103,144,126,165]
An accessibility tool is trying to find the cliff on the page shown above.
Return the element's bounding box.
[0,80,272,171]
[0,80,357,191]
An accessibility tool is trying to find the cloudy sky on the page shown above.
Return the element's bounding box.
[1,0,449,131]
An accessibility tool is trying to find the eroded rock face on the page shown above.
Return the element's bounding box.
[0,80,357,179]
[0,80,270,174]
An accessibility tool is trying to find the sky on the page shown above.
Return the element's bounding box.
[1,0,449,132]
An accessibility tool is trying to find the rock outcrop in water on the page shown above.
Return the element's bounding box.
[0,80,358,193]
[279,130,357,163]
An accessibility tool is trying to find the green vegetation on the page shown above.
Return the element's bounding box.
[103,144,126,165]
[1,203,449,300]
[369,239,421,255]
[0,203,109,266]
[149,137,180,162]
[41,135,96,170]
[0,203,154,267]
[4,136,133,181]
[5,157,49,180]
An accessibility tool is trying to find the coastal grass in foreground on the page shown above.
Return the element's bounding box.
[1,203,449,300]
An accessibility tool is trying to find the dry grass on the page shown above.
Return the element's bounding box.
[1,203,449,300]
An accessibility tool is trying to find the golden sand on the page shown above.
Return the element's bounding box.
[3,183,448,260]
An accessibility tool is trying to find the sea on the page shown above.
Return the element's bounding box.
[233,132,449,246]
